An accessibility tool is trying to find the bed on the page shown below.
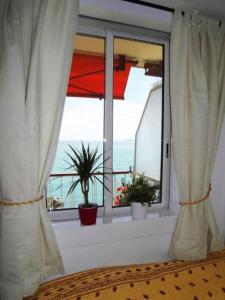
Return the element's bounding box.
[25,248,225,300]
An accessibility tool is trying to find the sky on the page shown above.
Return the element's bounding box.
[59,68,160,141]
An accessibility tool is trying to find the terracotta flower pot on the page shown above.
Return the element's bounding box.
[78,203,98,225]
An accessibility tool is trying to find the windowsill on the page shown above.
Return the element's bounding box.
[52,208,177,274]
[52,208,177,270]
[51,208,177,230]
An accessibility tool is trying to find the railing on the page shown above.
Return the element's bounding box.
[47,170,131,210]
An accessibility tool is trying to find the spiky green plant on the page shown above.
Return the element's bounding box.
[65,143,109,205]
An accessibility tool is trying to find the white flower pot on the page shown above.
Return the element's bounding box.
[131,202,148,220]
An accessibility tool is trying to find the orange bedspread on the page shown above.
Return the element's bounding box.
[25,248,225,300]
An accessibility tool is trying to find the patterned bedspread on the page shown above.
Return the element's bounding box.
[25,248,225,300]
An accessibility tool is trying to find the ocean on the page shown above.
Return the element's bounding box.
[47,140,134,209]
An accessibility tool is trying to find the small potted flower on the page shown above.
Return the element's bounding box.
[116,175,159,220]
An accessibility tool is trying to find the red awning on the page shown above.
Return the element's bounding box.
[67,53,137,100]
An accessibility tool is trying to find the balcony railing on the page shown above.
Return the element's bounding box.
[47,170,131,210]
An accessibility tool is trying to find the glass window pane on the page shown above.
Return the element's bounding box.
[47,35,105,210]
[113,37,163,207]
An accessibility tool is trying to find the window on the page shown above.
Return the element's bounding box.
[47,35,105,212]
[47,17,170,220]
[112,37,163,207]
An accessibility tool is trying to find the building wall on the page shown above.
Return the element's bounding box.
[135,85,162,181]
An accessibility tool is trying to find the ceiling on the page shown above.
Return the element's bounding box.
[79,0,225,33]
[144,0,225,19]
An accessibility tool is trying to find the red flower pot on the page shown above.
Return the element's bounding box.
[78,203,98,225]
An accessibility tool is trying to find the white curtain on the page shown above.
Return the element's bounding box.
[0,0,79,298]
[170,10,225,260]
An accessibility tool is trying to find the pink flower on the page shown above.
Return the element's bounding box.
[113,195,120,206]
[121,186,127,192]
[114,183,128,206]
[117,185,127,193]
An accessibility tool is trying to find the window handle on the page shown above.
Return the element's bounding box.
[166,143,169,158]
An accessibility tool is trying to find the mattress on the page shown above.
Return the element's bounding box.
[25,248,225,299]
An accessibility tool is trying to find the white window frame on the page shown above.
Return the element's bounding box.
[48,16,170,221]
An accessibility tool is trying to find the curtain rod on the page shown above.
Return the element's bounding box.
[121,0,174,13]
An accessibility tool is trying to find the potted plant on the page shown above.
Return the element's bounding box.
[65,142,109,225]
[47,197,64,210]
[116,175,159,220]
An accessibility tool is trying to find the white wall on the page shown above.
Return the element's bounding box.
[53,213,177,274]
[80,0,172,33]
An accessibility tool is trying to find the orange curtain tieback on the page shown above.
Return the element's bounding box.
[0,195,43,206]
[179,184,212,206]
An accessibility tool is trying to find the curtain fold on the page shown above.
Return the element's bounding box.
[170,10,225,260]
[0,0,80,298]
